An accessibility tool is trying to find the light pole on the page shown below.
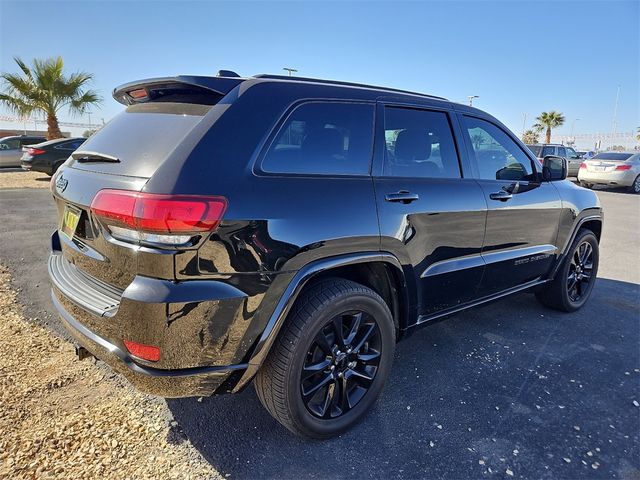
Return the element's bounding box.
[283,67,298,77]
[87,111,93,128]
[522,112,528,136]
[570,118,580,138]
[468,95,479,107]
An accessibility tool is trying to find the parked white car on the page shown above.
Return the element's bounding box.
[578,152,640,193]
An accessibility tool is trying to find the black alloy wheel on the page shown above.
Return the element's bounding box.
[301,311,381,419]
[567,241,594,302]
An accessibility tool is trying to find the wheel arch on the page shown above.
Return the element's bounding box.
[550,214,602,279]
[231,252,411,392]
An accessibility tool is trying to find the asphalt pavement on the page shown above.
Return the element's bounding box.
[0,185,638,479]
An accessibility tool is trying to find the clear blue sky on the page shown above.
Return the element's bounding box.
[1,0,638,140]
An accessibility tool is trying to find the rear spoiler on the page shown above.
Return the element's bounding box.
[112,75,244,106]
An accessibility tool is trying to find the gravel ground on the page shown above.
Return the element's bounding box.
[0,264,222,480]
[0,170,51,189]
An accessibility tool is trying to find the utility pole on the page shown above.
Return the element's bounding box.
[522,112,527,135]
[570,118,580,145]
[468,95,479,107]
[611,85,620,142]
[283,67,298,77]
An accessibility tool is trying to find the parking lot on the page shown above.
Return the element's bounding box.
[0,174,638,479]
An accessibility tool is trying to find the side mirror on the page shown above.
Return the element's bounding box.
[542,155,567,181]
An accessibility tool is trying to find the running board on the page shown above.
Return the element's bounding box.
[415,278,549,326]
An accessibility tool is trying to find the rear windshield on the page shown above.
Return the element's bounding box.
[527,145,542,156]
[592,152,633,161]
[69,102,212,178]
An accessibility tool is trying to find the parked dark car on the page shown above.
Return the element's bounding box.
[21,137,85,175]
[0,135,46,167]
[527,143,583,177]
[48,72,603,438]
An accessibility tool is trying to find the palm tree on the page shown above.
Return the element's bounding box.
[522,129,539,144]
[0,56,101,139]
[535,111,565,144]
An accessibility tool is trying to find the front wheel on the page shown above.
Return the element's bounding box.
[536,229,599,312]
[254,278,395,438]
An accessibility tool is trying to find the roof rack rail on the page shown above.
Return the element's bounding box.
[253,74,448,101]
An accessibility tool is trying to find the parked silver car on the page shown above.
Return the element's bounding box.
[0,135,47,167]
[578,152,640,193]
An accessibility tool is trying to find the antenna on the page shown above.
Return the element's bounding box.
[282,67,298,77]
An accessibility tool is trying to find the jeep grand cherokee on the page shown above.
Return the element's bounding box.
[49,71,602,438]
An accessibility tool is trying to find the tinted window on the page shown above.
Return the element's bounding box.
[592,152,634,161]
[556,146,566,157]
[565,147,579,159]
[541,146,555,157]
[262,102,374,175]
[527,145,542,156]
[63,140,84,150]
[0,138,20,150]
[71,102,213,178]
[20,137,44,146]
[463,116,536,181]
[383,107,460,178]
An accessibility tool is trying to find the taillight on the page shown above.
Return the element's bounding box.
[123,340,161,362]
[615,164,632,171]
[580,163,587,169]
[90,189,227,246]
[28,147,45,155]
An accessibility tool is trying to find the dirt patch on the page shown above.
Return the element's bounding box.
[0,264,222,479]
[0,171,51,189]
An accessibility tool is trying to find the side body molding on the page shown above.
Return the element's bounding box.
[232,252,408,391]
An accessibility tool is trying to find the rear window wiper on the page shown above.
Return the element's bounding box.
[72,151,120,163]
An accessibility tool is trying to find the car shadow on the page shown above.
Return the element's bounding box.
[167,278,640,479]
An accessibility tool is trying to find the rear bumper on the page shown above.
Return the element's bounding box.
[51,291,247,397]
[578,169,636,186]
[21,160,53,175]
[47,228,265,397]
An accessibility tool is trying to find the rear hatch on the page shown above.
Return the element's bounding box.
[51,75,242,291]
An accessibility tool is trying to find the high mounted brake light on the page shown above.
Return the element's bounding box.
[128,88,148,100]
[90,190,227,246]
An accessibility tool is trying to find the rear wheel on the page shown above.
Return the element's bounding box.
[255,278,395,439]
[628,175,640,194]
[579,181,593,189]
[536,229,599,312]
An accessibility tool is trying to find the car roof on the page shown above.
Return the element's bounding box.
[113,71,450,105]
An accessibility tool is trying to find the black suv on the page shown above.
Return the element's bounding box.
[48,72,602,438]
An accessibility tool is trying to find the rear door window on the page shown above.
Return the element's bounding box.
[557,146,567,157]
[261,102,374,175]
[382,107,461,178]
[541,146,555,157]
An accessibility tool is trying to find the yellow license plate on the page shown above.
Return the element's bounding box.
[60,205,81,240]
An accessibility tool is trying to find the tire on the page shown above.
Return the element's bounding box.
[628,175,640,194]
[535,229,599,312]
[254,278,395,439]
[579,181,593,189]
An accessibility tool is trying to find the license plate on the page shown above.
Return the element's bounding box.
[60,205,81,240]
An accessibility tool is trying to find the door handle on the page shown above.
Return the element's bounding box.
[489,190,513,201]
[385,191,419,204]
